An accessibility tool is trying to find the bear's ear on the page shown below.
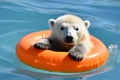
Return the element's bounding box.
[84,20,91,29]
[48,19,56,27]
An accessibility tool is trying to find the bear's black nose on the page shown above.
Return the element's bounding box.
[65,35,73,43]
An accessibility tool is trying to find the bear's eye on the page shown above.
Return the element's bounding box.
[60,26,64,30]
[75,27,79,31]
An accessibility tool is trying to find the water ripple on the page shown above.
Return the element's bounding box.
[0,20,27,23]
[0,0,120,80]
[1,0,120,14]
[0,29,35,38]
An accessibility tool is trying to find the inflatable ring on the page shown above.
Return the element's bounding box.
[16,30,109,72]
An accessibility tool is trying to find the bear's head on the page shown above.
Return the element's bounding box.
[48,14,90,45]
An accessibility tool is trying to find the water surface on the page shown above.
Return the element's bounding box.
[0,0,120,80]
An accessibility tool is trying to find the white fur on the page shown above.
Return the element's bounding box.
[48,14,93,54]
[34,14,94,61]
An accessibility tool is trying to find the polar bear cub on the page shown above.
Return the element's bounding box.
[34,14,93,61]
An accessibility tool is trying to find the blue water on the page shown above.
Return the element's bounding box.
[0,0,120,80]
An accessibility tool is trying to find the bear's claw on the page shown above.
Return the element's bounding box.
[34,43,50,50]
[69,51,84,61]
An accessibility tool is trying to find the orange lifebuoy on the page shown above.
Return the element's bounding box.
[16,30,109,72]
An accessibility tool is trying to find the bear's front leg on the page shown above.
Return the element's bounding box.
[34,38,51,50]
[68,44,86,61]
